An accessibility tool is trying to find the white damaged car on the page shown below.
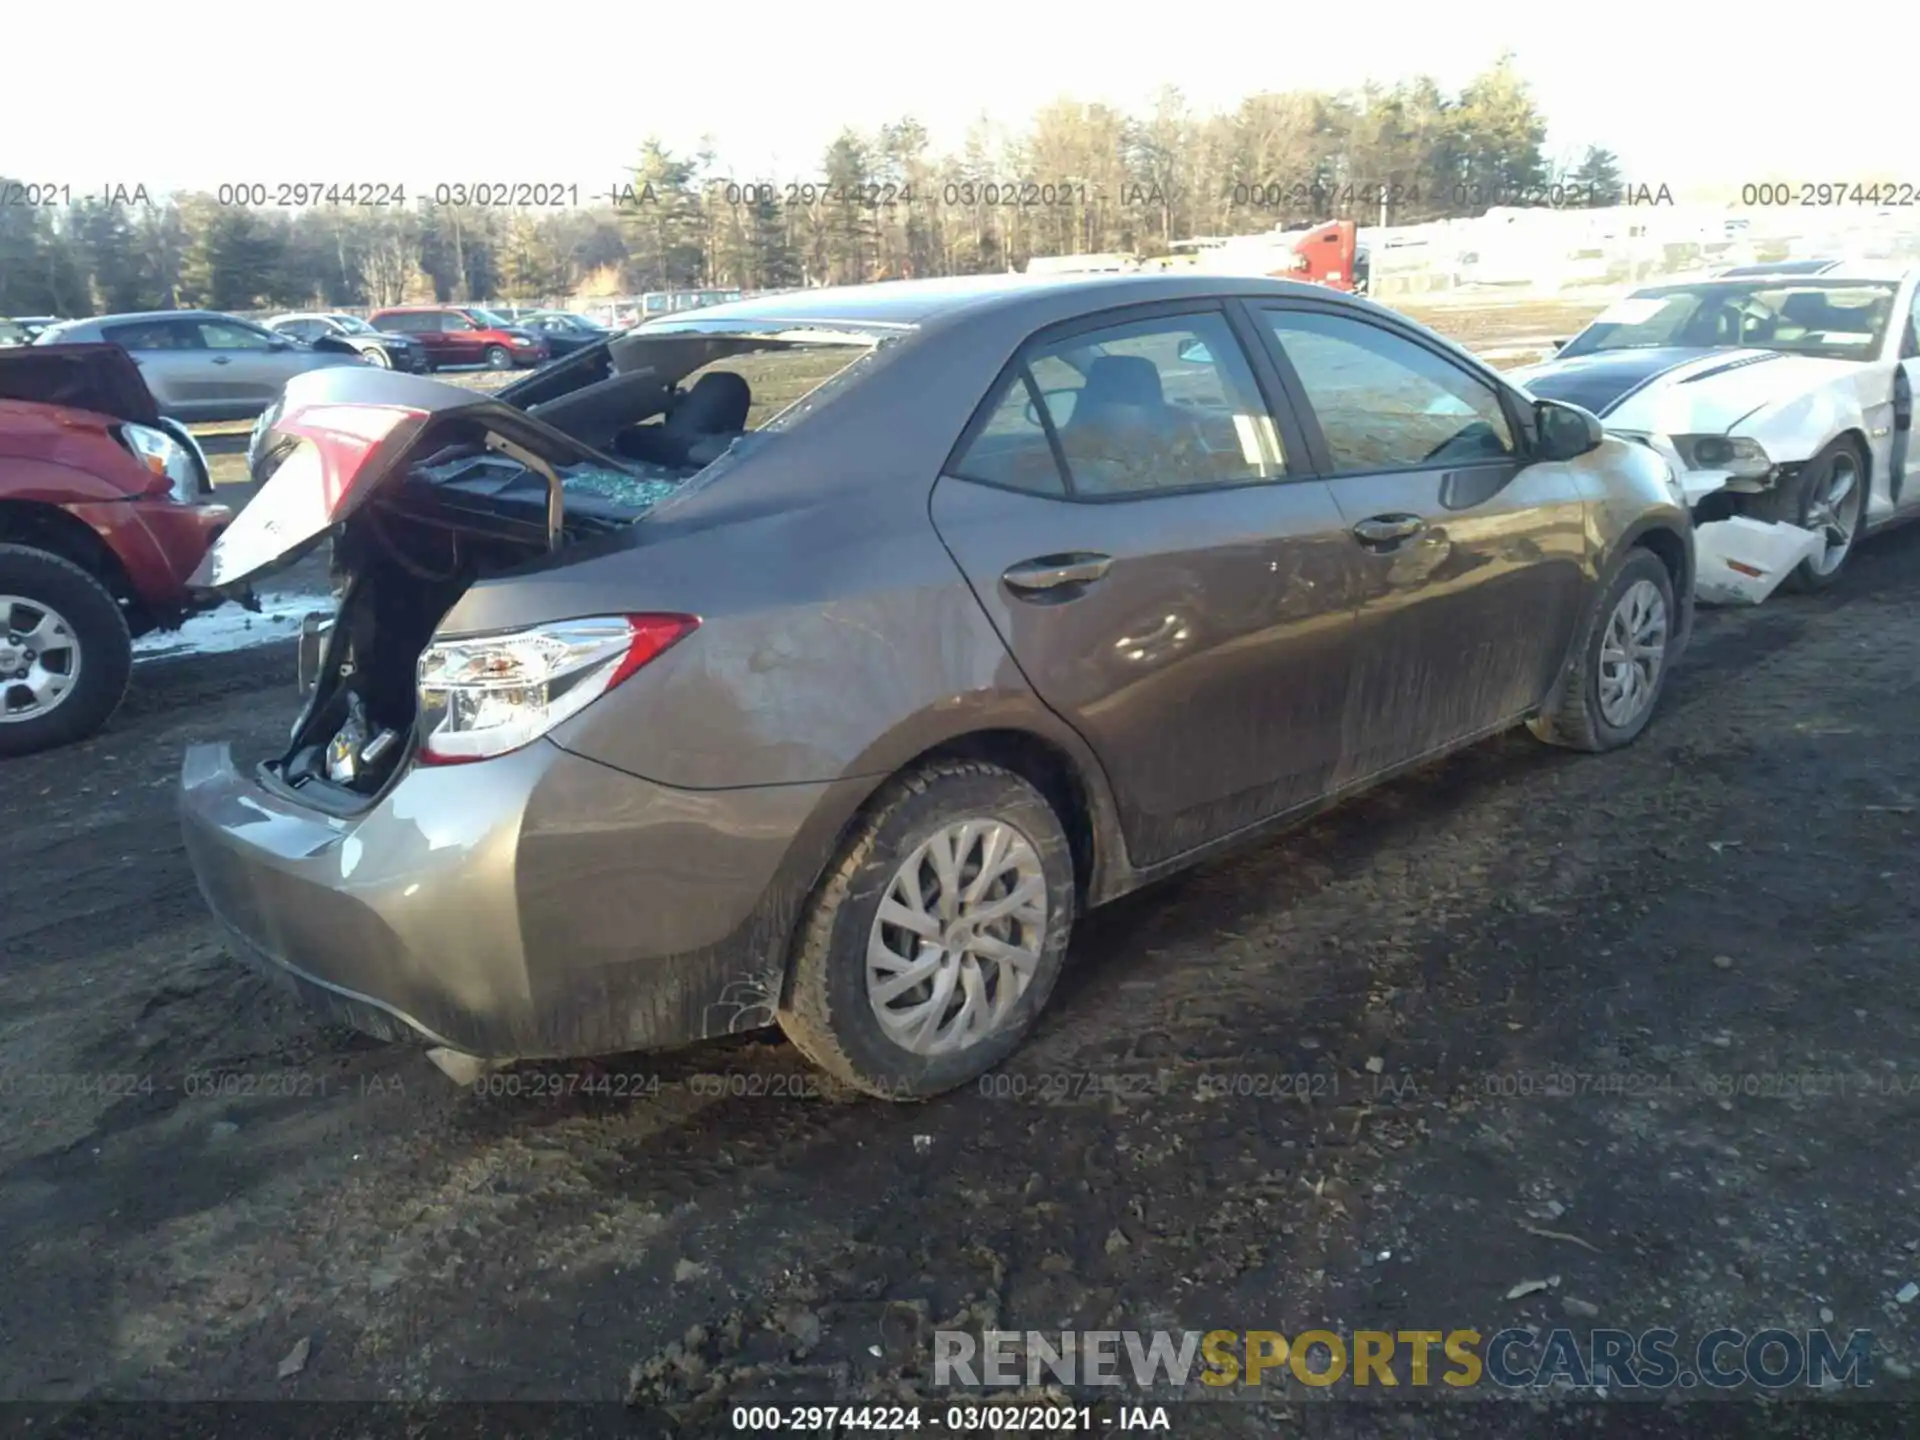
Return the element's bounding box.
[1511,266,1918,594]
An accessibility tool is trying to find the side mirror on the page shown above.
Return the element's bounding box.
[1175,339,1214,364]
[1550,337,1570,352]
[1534,398,1605,461]
[267,337,291,350]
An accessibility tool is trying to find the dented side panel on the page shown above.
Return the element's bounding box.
[1324,456,1591,786]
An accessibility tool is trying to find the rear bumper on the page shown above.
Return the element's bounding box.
[178,738,863,1059]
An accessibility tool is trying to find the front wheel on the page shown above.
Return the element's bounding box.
[362,344,392,369]
[1528,547,1676,753]
[484,345,512,370]
[0,545,133,757]
[778,761,1077,1100]
[1754,438,1866,592]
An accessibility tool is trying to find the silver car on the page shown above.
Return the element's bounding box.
[34,310,366,422]
[178,274,1694,1100]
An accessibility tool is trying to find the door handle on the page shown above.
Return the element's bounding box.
[211,356,232,365]
[1002,553,1113,593]
[1351,514,1426,546]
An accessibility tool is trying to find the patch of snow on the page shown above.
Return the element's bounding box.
[134,590,328,664]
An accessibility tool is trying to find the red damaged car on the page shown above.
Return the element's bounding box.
[0,344,231,755]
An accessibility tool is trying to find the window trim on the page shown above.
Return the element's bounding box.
[941,298,1314,505]
[1247,297,1536,478]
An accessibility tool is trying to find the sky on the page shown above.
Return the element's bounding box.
[12,0,1917,202]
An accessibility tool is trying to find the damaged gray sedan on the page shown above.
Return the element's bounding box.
[178,274,1694,1099]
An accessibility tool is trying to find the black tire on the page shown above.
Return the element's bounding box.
[484,345,512,371]
[0,545,133,757]
[778,760,1077,1101]
[1528,547,1676,754]
[1751,437,1867,593]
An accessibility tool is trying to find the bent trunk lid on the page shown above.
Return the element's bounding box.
[0,342,161,426]
[188,365,615,593]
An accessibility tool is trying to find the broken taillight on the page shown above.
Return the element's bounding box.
[416,614,699,765]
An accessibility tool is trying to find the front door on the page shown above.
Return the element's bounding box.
[440,312,485,366]
[930,303,1360,870]
[1251,301,1590,785]
[1891,282,1919,511]
[193,317,306,413]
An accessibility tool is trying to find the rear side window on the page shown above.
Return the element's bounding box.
[1259,308,1515,472]
[948,370,1068,496]
[952,310,1286,499]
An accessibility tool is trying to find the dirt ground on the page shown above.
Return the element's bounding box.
[5,301,1918,1438]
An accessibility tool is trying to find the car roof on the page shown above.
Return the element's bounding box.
[1716,259,1844,277]
[642,273,1354,333]
[62,309,247,326]
[1638,265,1911,293]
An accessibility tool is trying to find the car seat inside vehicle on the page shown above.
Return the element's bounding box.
[613,370,752,469]
[1055,355,1199,494]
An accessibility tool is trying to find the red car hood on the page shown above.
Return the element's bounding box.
[0,343,162,428]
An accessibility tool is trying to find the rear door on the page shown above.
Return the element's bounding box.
[102,318,208,417]
[930,302,1360,870]
[1250,301,1589,784]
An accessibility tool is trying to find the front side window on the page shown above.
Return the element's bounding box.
[954,310,1286,499]
[1260,308,1516,472]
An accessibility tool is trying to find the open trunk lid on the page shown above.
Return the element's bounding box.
[189,364,627,594]
[0,342,162,426]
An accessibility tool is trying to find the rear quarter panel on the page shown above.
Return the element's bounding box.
[435,314,1114,795]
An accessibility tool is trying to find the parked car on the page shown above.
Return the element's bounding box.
[366,306,550,370]
[7,317,65,344]
[265,312,431,373]
[0,343,230,754]
[32,310,367,422]
[512,310,615,357]
[178,273,1693,1099]
[1512,265,1919,591]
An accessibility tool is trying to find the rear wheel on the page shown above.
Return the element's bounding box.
[484,345,512,370]
[1528,548,1675,753]
[778,761,1076,1100]
[1754,437,1866,592]
[0,545,132,757]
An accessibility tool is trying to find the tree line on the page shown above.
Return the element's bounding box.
[0,56,1624,318]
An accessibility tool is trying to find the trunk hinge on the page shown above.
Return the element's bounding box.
[483,433,565,551]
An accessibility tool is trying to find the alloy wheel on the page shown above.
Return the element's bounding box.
[1596,578,1667,729]
[865,818,1048,1055]
[0,595,82,723]
[1803,453,1863,577]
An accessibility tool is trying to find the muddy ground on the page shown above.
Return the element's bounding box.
[4,303,1918,1439]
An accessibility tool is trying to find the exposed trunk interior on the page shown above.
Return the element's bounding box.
[271,421,686,809]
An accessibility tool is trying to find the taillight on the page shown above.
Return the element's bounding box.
[415,614,698,765]
[275,403,427,513]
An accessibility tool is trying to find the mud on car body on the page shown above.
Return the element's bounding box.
[178,274,1693,1099]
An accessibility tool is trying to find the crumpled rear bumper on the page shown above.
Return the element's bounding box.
[177,738,862,1059]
